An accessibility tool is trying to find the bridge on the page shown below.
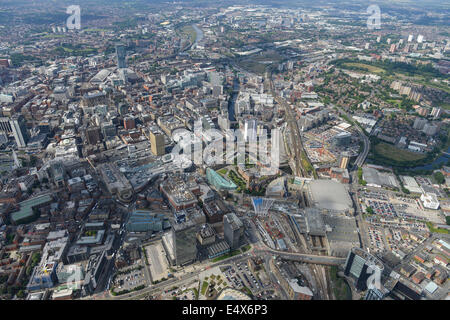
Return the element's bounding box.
[254,247,346,266]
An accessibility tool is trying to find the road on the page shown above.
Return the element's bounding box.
[334,107,370,168]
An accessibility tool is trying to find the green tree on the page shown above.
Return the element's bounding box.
[433,172,445,184]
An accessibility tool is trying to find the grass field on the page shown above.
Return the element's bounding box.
[201,281,209,295]
[342,62,385,74]
[426,222,450,235]
[374,142,426,162]
[211,249,241,262]
[329,266,352,300]
[179,25,197,44]
[217,168,228,175]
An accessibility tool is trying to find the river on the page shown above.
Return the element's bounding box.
[410,145,450,171]
[191,24,203,48]
[227,79,239,122]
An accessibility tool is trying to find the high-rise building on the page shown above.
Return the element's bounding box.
[423,123,438,136]
[123,116,135,130]
[101,122,117,139]
[115,44,126,69]
[223,212,244,249]
[417,34,424,43]
[0,117,12,133]
[413,117,427,130]
[85,126,102,145]
[169,220,198,266]
[431,107,442,119]
[10,115,29,148]
[344,247,384,291]
[389,44,396,53]
[408,34,414,42]
[150,131,165,156]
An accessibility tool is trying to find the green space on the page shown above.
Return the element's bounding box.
[217,168,228,175]
[373,142,427,163]
[83,28,109,32]
[211,249,241,262]
[228,170,247,191]
[142,247,149,266]
[41,34,66,39]
[178,25,197,44]
[193,287,199,299]
[329,266,352,300]
[342,62,385,74]
[357,167,367,186]
[433,172,445,184]
[201,281,209,295]
[426,222,450,235]
[241,286,253,297]
[300,151,316,177]
[52,44,97,57]
[241,245,251,253]
[237,60,267,75]
[335,58,445,80]
[84,230,98,237]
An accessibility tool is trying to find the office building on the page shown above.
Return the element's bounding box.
[0,117,12,133]
[115,44,126,69]
[223,212,244,249]
[10,114,30,148]
[85,126,102,145]
[163,220,198,266]
[150,131,165,156]
[344,247,385,291]
[123,116,135,130]
[413,117,427,130]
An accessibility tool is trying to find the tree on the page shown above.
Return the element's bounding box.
[433,172,445,184]
[366,206,374,214]
[16,290,25,298]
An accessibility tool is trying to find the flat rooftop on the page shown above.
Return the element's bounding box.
[308,180,353,212]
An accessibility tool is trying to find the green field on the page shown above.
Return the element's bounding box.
[329,266,352,300]
[217,168,228,175]
[211,249,241,262]
[179,25,197,44]
[374,142,427,162]
[201,281,208,295]
[426,222,450,235]
[342,62,385,74]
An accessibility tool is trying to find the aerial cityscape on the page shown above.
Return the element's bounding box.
[0,0,449,303]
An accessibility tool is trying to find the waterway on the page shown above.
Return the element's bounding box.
[410,145,450,171]
[191,24,203,48]
[227,79,239,122]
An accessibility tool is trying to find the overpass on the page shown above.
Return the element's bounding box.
[254,248,346,266]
